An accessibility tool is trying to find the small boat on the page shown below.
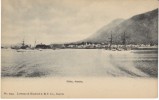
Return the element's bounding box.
[17,49,35,52]
[38,49,42,51]
[17,49,27,52]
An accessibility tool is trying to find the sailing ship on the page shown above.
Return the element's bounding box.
[20,40,30,49]
[108,34,113,50]
[107,32,128,51]
[11,40,32,52]
[121,32,127,50]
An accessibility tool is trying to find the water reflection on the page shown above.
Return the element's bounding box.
[1,49,158,78]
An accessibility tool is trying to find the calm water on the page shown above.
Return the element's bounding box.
[1,49,158,78]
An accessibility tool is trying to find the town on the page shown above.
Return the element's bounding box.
[2,41,158,51]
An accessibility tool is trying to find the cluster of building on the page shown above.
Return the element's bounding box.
[50,42,158,50]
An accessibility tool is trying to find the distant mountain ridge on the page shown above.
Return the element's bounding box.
[83,8,158,45]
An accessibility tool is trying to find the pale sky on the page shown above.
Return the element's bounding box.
[2,0,158,45]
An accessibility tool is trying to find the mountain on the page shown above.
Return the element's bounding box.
[84,9,158,45]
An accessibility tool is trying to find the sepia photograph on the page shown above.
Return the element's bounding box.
[1,0,158,98]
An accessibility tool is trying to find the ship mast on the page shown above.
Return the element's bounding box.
[108,33,113,50]
[22,39,25,47]
[122,32,127,50]
[34,40,36,48]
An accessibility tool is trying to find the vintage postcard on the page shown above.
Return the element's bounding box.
[1,0,158,98]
